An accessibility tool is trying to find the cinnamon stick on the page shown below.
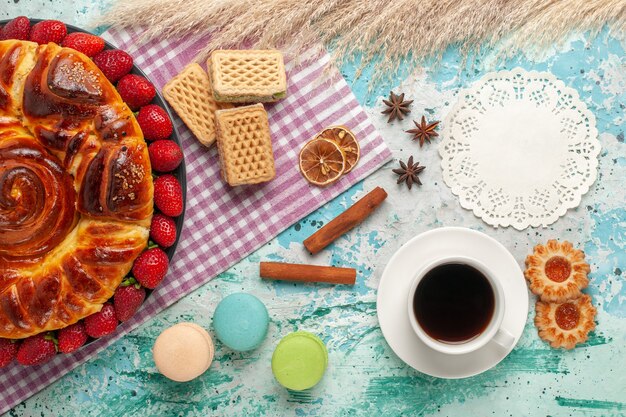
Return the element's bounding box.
[303,187,387,254]
[260,262,356,285]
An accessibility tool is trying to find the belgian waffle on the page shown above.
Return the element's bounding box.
[163,63,232,147]
[208,50,287,103]
[214,104,276,186]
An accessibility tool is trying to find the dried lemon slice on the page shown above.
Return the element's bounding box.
[299,138,346,186]
[315,126,360,174]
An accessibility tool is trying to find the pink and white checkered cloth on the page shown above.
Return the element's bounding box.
[0,27,391,414]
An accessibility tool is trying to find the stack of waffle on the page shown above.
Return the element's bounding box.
[163,50,287,186]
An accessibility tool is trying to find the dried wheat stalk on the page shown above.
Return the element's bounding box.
[100,0,626,84]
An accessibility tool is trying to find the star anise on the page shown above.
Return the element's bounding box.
[381,91,413,123]
[406,115,440,147]
[392,156,425,190]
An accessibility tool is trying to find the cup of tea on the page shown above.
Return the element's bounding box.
[407,256,514,355]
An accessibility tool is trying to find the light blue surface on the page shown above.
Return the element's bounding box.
[2,3,626,417]
[213,293,269,352]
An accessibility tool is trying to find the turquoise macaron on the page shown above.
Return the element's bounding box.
[212,293,269,351]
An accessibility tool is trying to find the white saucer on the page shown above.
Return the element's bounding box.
[377,227,529,379]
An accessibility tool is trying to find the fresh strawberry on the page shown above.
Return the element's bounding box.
[0,338,19,368]
[153,174,184,217]
[29,20,67,45]
[92,49,133,83]
[57,322,88,354]
[137,105,173,140]
[132,248,169,289]
[150,214,177,248]
[114,278,146,322]
[0,16,30,40]
[148,140,183,172]
[16,333,57,366]
[84,304,118,338]
[61,32,105,57]
[117,74,156,110]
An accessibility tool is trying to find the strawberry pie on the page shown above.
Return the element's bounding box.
[0,17,182,367]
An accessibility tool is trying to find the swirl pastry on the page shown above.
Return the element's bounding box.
[0,40,153,339]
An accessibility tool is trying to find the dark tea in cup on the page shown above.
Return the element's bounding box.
[412,263,495,344]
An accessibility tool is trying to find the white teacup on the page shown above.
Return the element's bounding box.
[407,256,514,355]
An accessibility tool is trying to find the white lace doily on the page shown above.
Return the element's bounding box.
[439,68,600,230]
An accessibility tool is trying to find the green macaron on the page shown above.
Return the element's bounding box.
[271,331,328,391]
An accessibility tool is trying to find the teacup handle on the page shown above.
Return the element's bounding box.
[492,327,515,349]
